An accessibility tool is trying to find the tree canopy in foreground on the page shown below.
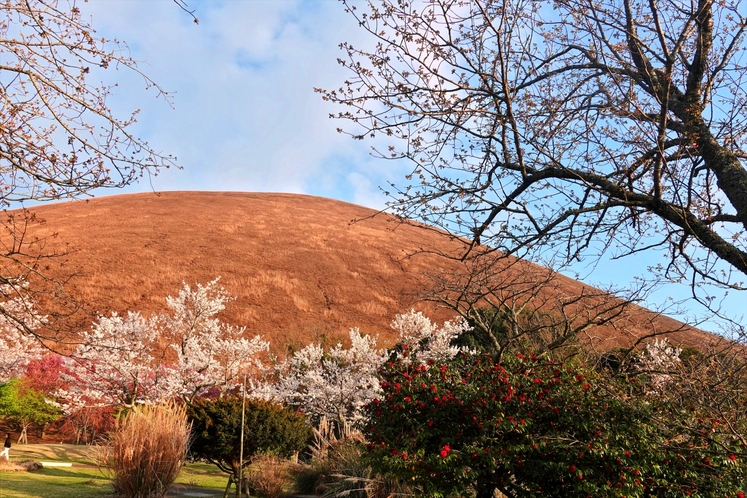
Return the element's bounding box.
[321,0,747,319]
[0,0,180,342]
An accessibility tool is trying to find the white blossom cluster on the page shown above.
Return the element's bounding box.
[263,310,471,425]
[5,276,471,423]
[390,309,469,364]
[0,284,46,383]
[638,337,682,393]
[262,328,387,425]
[57,279,268,411]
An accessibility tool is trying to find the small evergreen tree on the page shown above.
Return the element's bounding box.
[188,397,311,489]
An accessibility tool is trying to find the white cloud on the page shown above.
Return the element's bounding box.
[79,0,392,206]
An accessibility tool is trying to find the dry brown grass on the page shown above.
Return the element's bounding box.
[98,402,191,498]
[245,454,299,498]
[12,191,708,354]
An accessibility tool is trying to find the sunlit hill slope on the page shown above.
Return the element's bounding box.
[16,191,705,353]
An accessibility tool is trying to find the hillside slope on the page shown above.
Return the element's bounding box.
[16,191,703,352]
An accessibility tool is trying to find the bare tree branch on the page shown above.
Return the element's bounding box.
[321,0,747,315]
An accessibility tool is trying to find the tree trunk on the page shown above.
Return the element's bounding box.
[223,477,233,498]
[18,424,29,445]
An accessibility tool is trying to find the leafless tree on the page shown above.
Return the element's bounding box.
[321,0,747,318]
[424,249,694,360]
[0,0,181,341]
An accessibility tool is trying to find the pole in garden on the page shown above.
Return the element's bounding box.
[237,373,247,498]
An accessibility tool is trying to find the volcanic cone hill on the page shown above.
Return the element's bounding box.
[15,191,706,353]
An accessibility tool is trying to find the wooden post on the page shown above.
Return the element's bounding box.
[237,374,247,498]
[223,476,233,498]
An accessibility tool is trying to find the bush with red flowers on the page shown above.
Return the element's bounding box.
[364,352,746,497]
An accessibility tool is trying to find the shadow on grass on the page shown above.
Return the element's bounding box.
[12,444,98,465]
[35,467,108,480]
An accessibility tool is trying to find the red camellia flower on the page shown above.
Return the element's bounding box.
[440,444,451,457]
[729,454,737,462]
[569,464,576,473]
[736,492,744,498]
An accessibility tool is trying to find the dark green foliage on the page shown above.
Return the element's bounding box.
[454,307,505,354]
[365,352,747,497]
[187,397,311,481]
[678,346,704,367]
[459,306,581,362]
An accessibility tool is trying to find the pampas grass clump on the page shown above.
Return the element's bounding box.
[100,402,191,498]
[245,453,300,498]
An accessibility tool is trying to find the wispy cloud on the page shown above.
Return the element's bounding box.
[80,0,395,208]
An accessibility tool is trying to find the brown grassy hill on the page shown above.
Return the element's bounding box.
[15,191,706,353]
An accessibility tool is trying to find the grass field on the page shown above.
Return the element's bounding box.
[0,444,227,498]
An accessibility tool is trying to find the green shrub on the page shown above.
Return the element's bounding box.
[188,397,310,490]
[0,379,61,443]
[366,352,747,497]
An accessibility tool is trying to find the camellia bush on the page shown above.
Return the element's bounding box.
[364,351,746,498]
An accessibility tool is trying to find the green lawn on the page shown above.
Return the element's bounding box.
[0,465,112,498]
[0,444,228,498]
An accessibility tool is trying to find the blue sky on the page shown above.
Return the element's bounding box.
[76,0,742,332]
[81,0,399,208]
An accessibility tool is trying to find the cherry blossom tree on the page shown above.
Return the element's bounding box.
[321,0,747,320]
[159,280,268,402]
[0,284,45,382]
[389,309,470,365]
[0,0,177,207]
[267,328,386,425]
[57,311,166,409]
[636,337,682,393]
[57,280,269,410]
[266,310,469,425]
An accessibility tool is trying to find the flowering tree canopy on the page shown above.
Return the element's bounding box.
[266,310,469,425]
[0,284,46,383]
[58,279,268,410]
[636,338,682,393]
[389,309,469,365]
[267,327,386,425]
[0,0,182,345]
